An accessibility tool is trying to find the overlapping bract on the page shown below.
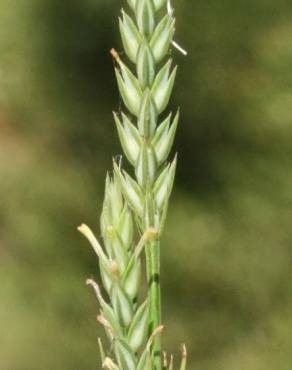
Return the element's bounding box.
[79,177,153,368]
[79,0,187,369]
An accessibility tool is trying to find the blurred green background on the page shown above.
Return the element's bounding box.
[1,0,292,369]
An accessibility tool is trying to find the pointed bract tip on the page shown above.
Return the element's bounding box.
[86,279,107,308]
[153,324,165,337]
[77,223,86,233]
[86,278,97,287]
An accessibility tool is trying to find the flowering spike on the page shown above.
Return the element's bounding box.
[79,0,187,369]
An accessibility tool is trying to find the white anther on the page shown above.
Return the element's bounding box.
[167,0,188,56]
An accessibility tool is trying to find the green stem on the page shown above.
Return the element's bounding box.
[146,239,161,370]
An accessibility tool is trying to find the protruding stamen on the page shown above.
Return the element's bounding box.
[86,279,106,307]
[169,354,174,370]
[172,40,188,56]
[97,315,116,340]
[78,224,108,264]
[110,48,121,65]
[98,337,106,362]
[103,357,119,370]
[167,0,188,56]
[179,344,187,370]
[163,351,168,368]
[147,325,164,351]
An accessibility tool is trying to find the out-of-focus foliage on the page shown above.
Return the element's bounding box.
[1,0,292,369]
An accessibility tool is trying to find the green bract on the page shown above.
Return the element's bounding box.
[78,1,187,369]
